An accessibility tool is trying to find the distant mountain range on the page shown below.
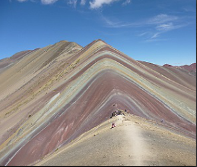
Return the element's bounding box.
[163,63,196,73]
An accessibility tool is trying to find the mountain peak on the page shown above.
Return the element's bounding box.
[0,39,195,166]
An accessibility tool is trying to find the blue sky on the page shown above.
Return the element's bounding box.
[0,0,196,65]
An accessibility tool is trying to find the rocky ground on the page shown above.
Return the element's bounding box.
[36,114,196,166]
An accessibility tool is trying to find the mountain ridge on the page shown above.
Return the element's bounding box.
[0,39,195,166]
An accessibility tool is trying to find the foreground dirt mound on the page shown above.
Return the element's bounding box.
[37,115,196,166]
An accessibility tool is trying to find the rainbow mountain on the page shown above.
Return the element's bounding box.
[0,39,196,166]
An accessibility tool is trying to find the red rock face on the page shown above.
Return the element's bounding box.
[0,40,196,166]
[180,63,196,72]
[163,64,173,68]
[163,63,196,73]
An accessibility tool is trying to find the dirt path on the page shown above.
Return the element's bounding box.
[36,114,195,166]
[115,115,153,165]
[36,114,155,166]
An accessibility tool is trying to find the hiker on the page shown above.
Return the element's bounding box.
[111,122,116,128]
[110,111,119,118]
[117,110,121,115]
[110,111,115,118]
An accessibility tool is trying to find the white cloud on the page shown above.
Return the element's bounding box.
[138,32,149,37]
[17,0,28,2]
[16,0,129,8]
[41,0,58,5]
[89,0,120,9]
[16,0,59,4]
[156,23,174,31]
[67,0,78,8]
[151,32,160,39]
[144,14,188,41]
[80,0,86,5]
[122,0,131,6]
[101,15,122,27]
[147,14,178,25]
[101,13,188,42]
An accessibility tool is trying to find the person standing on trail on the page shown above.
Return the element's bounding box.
[110,111,118,118]
[111,122,116,128]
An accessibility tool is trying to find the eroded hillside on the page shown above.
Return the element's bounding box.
[0,39,196,166]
